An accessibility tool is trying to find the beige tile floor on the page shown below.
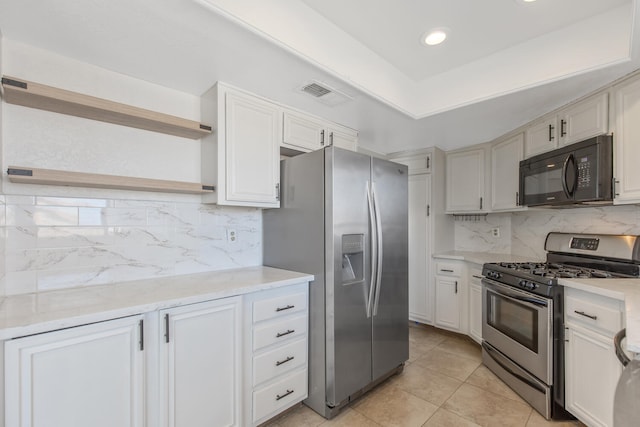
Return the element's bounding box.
[264,323,586,427]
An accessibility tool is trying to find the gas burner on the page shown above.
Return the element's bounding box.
[589,270,613,278]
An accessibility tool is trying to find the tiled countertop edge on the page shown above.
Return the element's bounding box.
[0,266,314,340]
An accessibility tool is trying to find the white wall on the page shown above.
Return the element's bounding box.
[0,39,262,296]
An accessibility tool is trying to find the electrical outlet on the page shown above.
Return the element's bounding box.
[226,229,237,243]
[491,227,500,238]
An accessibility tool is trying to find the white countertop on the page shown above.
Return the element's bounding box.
[559,277,640,353]
[433,251,541,265]
[0,266,314,340]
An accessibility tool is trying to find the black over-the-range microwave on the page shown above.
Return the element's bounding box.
[519,135,613,207]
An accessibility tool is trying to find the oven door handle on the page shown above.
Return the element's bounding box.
[482,342,547,394]
[482,279,549,308]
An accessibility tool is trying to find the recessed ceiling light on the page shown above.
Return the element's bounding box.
[422,28,449,46]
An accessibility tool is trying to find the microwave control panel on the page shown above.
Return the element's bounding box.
[577,156,592,189]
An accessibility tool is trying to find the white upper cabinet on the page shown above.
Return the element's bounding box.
[388,151,431,175]
[446,147,488,213]
[558,93,608,146]
[201,83,281,208]
[613,76,640,204]
[327,122,358,151]
[524,92,609,159]
[525,116,558,158]
[491,133,525,211]
[283,110,327,152]
[282,108,358,153]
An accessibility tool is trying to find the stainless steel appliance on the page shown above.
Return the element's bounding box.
[263,147,409,419]
[519,135,613,207]
[482,232,640,420]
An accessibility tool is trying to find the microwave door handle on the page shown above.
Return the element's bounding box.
[561,154,575,197]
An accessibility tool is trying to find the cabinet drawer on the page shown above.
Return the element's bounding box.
[253,368,307,422]
[253,292,307,323]
[565,289,623,335]
[253,338,307,386]
[435,262,462,277]
[253,314,307,351]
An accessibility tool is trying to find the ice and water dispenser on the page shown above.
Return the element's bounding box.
[341,234,365,284]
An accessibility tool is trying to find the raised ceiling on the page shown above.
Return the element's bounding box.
[0,0,639,154]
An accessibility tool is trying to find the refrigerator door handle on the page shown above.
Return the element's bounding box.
[366,181,377,318]
[372,182,384,316]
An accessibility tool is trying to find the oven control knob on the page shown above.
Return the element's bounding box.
[489,271,501,280]
[519,280,528,288]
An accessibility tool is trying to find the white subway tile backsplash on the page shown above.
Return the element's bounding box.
[0,194,262,296]
[3,271,38,295]
[6,205,79,226]
[455,205,640,260]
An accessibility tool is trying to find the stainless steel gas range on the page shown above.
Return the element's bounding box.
[481,232,640,420]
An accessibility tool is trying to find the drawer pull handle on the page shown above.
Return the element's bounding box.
[440,269,454,273]
[276,389,294,401]
[574,310,598,320]
[276,329,295,338]
[276,304,295,312]
[275,356,295,366]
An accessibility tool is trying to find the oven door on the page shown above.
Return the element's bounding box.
[520,150,576,206]
[482,278,553,384]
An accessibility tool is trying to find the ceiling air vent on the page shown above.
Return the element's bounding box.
[297,80,353,107]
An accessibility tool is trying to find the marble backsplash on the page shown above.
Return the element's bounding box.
[454,205,640,260]
[0,195,262,296]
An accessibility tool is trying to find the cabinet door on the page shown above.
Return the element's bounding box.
[327,123,358,151]
[5,315,145,427]
[225,91,281,207]
[565,324,621,427]
[468,279,482,344]
[614,78,640,204]
[160,297,242,427]
[408,174,432,323]
[282,110,326,152]
[559,93,608,146]
[434,276,460,331]
[524,117,557,158]
[446,148,485,213]
[491,133,525,211]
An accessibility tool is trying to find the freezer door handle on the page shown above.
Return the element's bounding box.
[366,181,377,318]
[372,182,384,316]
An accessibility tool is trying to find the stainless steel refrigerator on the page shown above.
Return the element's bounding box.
[263,147,409,418]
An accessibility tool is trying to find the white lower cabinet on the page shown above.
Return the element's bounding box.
[5,315,145,427]
[159,297,242,427]
[564,287,624,427]
[434,262,467,333]
[3,282,310,427]
[244,283,309,426]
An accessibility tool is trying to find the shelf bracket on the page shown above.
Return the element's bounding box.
[7,168,33,177]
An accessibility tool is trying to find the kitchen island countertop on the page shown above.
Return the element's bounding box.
[0,266,314,340]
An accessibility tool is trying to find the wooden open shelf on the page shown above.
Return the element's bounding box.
[7,166,215,195]
[1,76,212,139]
